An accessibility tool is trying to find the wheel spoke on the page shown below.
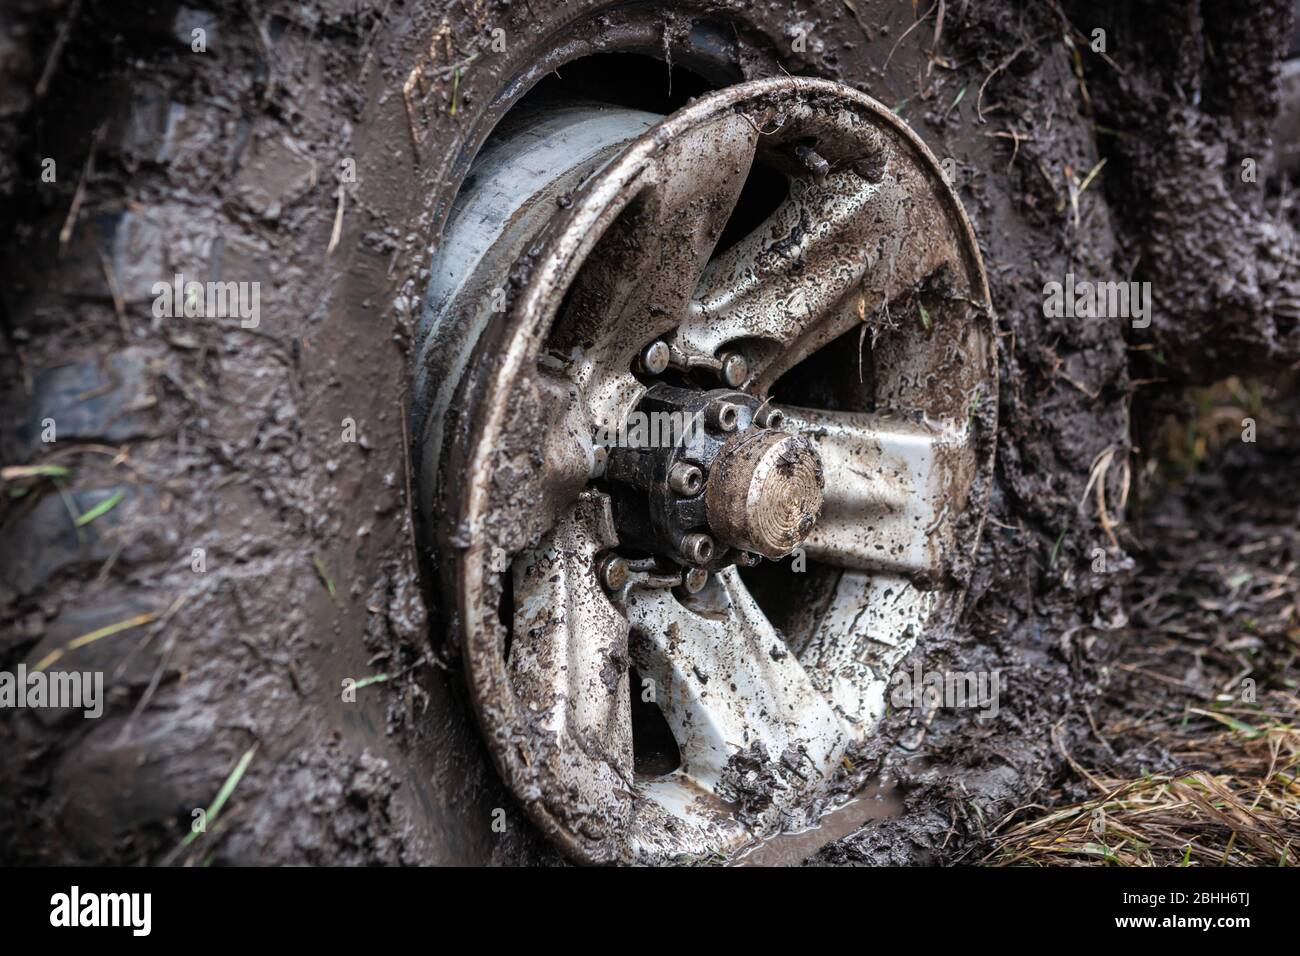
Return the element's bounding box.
[798,570,935,739]
[509,492,635,806]
[623,569,848,797]
[551,114,763,432]
[677,159,963,391]
[491,369,598,548]
[778,406,972,578]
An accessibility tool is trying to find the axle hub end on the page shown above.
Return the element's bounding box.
[705,431,825,559]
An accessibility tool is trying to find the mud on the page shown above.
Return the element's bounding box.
[1087,409,1300,787]
[0,0,562,866]
[0,0,1292,866]
[1062,0,1300,383]
[732,773,903,866]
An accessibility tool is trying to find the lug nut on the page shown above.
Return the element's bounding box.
[638,340,671,376]
[720,352,749,388]
[682,567,709,594]
[794,144,830,179]
[756,406,785,430]
[679,533,715,566]
[706,401,739,433]
[668,462,704,496]
[598,554,629,592]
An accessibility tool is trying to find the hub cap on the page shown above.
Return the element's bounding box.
[417,78,997,863]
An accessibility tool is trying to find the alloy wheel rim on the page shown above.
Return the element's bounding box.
[425,77,997,863]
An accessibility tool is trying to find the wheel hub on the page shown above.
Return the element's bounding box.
[418,77,998,864]
[706,426,824,560]
[601,382,824,572]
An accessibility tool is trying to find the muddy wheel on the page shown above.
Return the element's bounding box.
[421,77,997,863]
[6,0,973,869]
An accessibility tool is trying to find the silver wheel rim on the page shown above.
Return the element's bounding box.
[420,77,997,864]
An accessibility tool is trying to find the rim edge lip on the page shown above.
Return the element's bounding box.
[450,76,1000,863]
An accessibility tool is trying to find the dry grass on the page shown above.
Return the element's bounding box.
[987,379,1300,866]
[987,697,1299,866]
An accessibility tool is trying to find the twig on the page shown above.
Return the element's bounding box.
[59,122,106,250]
[98,247,129,337]
[976,37,1035,123]
[35,0,83,101]
[983,128,1033,172]
[32,610,158,672]
[884,1,938,72]
[326,182,345,256]
[1068,157,1107,230]
[116,595,188,743]
[930,0,946,54]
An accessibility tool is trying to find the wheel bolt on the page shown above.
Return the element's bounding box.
[720,352,749,388]
[639,340,671,376]
[682,567,709,593]
[598,554,629,592]
[756,406,785,429]
[706,401,739,433]
[794,144,830,179]
[668,462,704,496]
[679,533,715,566]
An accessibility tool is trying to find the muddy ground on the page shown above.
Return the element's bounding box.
[979,391,1300,866]
[0,0,1295,865]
